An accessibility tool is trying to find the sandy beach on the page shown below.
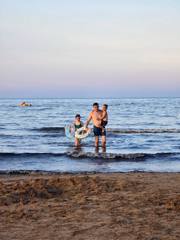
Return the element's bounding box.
[0,172,179,240]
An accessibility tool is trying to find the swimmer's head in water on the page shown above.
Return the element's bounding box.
[93,102,99,111]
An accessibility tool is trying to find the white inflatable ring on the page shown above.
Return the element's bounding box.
[75,127,91,139]
[65,124,75,139]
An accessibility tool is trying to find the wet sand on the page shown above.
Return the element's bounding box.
[0,172,179,240]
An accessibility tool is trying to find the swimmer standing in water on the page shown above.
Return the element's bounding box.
[85,102,107,148]
[73,114,83,147]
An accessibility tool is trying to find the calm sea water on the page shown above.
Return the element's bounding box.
[0,98,180,172]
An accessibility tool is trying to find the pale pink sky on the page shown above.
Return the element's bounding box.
[0,0,180,97]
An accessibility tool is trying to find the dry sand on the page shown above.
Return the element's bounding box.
[0,172,179,240]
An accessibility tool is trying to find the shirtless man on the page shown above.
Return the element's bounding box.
[85,102,106,148]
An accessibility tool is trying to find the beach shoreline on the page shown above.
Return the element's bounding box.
[0,172,180,240]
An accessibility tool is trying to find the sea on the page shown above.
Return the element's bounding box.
[0,98,180,173]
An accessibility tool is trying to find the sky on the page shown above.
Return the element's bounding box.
[0,0,180,98]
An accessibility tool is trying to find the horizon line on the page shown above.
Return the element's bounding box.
[0,96,180,100]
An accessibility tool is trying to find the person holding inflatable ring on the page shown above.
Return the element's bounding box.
[73,114,83,147]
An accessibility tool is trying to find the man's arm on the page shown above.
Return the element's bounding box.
[85,112,92,128]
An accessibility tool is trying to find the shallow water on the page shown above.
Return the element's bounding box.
[0,98,180,172]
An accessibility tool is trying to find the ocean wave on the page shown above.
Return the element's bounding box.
[67,151,177,160]
[0,152,65,158]
[106,128,180,134]
[0,151,179,161]
[32,127,65,132]
[31,127,180,134]
[0,134,23,138]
